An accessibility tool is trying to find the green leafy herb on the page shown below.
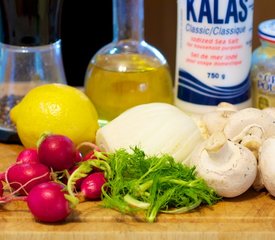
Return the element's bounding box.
[101,147,221,222]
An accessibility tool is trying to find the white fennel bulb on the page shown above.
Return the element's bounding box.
[96,103,203,163]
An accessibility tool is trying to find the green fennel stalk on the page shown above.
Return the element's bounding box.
[101,147,221,222]
[66,147,221,222]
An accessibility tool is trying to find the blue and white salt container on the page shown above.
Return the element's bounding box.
[175,0,254,114]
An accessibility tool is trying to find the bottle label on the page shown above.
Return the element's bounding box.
[252,71,275,109]
[256,72,275,94]
[175,0,254,108]
[251,71,275,109]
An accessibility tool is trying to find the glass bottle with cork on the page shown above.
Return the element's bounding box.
[0,0,67,142]
[84,0,174,127]
[251,19,275,109]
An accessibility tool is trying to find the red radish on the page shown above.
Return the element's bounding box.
[38,134,77,171]
[0,181,3,197]
[83,150,96,161]
[27,182,71,223]
[61,165,89,191]
[67,165,88,190]
[82,150,102,172]
[6,163,50,195]
[16,148,39,164]
[80,172,106,200]
[75,150,83,163]
[0,172,5,182]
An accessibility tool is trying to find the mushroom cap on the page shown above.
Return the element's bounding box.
[252,165,265,191]
[259,137,275,196]
[262,107,275,119]
[224,108,275,140]
[191,140,257,198]
[201,102,237,136]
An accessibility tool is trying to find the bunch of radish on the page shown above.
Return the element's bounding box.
[0,134,107,223]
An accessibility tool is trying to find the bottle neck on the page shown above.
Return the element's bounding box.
[113,0,144,42]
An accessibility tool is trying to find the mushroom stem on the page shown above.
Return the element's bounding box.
[216,102,237,115]
[231,124,264,158]
[231,124,264,142]
[204,132,233,163]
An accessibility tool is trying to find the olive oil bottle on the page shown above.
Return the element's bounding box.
[84,0,174,126]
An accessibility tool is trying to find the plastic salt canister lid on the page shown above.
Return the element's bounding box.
[258,19,275,43]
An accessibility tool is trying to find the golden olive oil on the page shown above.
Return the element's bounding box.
[84,54,174,125]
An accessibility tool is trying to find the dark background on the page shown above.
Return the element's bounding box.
[60,0,274,87]
[60,1,177,87]
[61,1,113,86]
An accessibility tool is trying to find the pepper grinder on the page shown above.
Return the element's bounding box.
[0,0,67,142]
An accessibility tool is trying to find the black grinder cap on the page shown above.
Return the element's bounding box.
[0,0,64,46]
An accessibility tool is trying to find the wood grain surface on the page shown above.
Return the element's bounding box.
[1,143,275,240]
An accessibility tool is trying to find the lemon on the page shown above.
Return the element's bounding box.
[10,83,99,148]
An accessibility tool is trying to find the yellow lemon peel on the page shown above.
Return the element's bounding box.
[10,83,99,148]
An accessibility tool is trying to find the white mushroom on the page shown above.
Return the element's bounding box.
[190,132,257,198]
[262,107,275,119]
[223,108,275,191]
[229,124,265,158]
[197,102,237,138]
[252,165,265,192]
[224,108,275,157]
[258,137,275,197]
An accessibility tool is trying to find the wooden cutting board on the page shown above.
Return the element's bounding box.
[1,143,275,240]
